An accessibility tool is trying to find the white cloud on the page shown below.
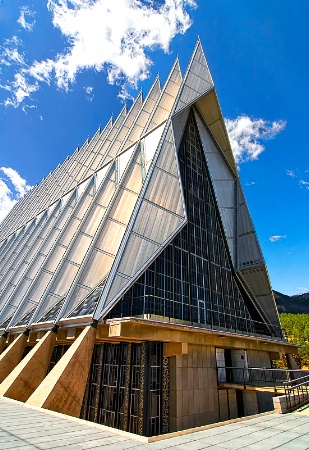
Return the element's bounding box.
[299,180,309,190]
[84,85,94,101]
[0,37,25,67]
[1,0,195,108]
[0,47,25,66]
[225,116,286,163]
[48,0,195,90]
[269,235,287,243]
[17,6,36,32]
[286,169,296,178]
[0,167,32,222]
[286,170,309,191]
[3,73,39,108]
[0,179,17,222]
[297,287,309,294]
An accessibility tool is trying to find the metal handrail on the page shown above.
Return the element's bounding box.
[283,374,309,412]
[216,366,309,392]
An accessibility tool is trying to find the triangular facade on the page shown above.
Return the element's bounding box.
[0,40,281,337]
[0,40,298,440]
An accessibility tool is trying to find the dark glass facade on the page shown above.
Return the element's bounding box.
[107,113,276,337]
[81,342,166,436]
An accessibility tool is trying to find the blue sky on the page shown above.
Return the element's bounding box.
[0,0,308,296]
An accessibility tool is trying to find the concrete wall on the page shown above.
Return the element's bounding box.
[247,350,271,368]
[243,390,258,416]
[218,388,238,422]
[169,343,220,432]
[257,391,274,413]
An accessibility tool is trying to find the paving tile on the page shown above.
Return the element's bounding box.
[1,399,309,450]
[166,441,212,449]
[274,435,309,450]
[147,437,194,448]
[240,431,305,450]
[79,438,143,450]
[38,435,132,449]
[25,429,111,445]
[0,440,38,450]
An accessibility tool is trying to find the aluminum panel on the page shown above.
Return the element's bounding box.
[105,93,143,161]
[174,40,214,114]
[0,211,48,288]
[103,274,128,308]
[122,161,143,194]
[119,78,161,153]
[214,181,235,208]
[56,218,80,248]
[50,145,142,321]
[239,266,280,326]
[95,220,126,255]
[145,60,182,133]
[66,234,93,265]
[118,235,159,278]
[133,201,184,244]
[144,168,184,216]
[237,233,264,268]
[76,250,114,289]
[49,261,79,298]
[219,208,234,239]
[81,205,107,237]
[155,144,179,177]
[171,108,190,150]
[0,193,76,324]
[109,189,139,225]
[93,121,187,320]
[26,270,54,303]
[237,182,264,269]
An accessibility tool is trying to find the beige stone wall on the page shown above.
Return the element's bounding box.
[217,388,238,421]
[243,390,258,416]
[169,343,219,432]
[247,350,271,368]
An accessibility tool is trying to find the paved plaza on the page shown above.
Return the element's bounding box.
[0,397,309,450]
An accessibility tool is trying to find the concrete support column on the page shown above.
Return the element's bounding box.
[26,325,96,418]
[0,332,28,383]
[169,343,219,432]
[286,353,299,370]
[0,330,56,402]
[0,333,8,354]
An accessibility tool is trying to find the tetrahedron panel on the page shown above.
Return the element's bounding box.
[236,182,264,270]
[174,39,214,114]
[93,122,187,320]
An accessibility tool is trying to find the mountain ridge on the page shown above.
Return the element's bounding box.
[274,290,309,314]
